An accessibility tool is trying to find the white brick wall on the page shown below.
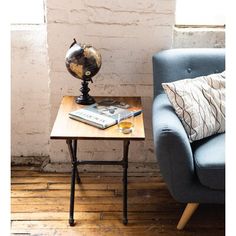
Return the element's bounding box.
[174,28,225,48]
[11,25,50,157]
[11,0,225,167]
[47,0,175,163]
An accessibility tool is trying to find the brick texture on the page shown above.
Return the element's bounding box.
[11,25,50,157]
[11,1,224,167]
[47,0,175,163]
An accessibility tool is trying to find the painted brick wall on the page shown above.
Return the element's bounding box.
[11,1,225,167]
[47,0,175,163]
[11,25,50,157]
[174,28,225,48]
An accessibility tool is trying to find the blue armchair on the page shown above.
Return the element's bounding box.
[152,48,225,229]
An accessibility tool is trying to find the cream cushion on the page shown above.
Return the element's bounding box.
[162,72,225,142]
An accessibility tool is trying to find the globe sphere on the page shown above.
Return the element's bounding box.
[65,41,102,81]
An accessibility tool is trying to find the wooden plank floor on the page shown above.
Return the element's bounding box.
[11,166,225,236]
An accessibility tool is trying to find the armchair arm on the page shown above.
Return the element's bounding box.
[152,94,196,202]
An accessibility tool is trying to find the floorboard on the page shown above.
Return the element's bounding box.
[11,166,225,236]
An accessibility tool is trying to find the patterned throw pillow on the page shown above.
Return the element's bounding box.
[162,72,225,142]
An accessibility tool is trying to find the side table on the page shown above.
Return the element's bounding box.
[50,96,145,226]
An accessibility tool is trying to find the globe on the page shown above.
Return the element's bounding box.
[65,39,102,81]
[65,39,102,105]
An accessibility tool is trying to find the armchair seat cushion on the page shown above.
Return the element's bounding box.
[193,133,225,190]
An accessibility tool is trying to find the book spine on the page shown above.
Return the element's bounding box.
[69,115,105,129]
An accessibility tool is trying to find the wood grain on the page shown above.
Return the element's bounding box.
[11,166,224,236]
[50,96,145,140]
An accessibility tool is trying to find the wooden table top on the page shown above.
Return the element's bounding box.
[50,96,145,140]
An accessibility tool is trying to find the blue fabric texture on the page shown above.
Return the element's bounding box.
[193,133,225,190]
[153,48,225,98]
[152,48,225,204]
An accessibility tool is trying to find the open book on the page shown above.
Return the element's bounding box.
[69,100,142,129]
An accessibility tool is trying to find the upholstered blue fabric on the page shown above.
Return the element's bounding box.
[152,48,225,204]
[193,133,225,190]
[153,48,225,97]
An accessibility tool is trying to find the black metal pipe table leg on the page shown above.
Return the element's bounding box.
[122,140,130,225]
[72,139,81,184]
[67,139,77,226]
[66,138,130,226]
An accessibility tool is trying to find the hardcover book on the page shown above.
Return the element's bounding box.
[68,99,142,129]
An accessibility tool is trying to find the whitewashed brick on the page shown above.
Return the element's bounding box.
[12,0,176,164]
[86,8,173,26]
[78,140,122,152]
[174,28,225,48]
[47,8,69,23]
[46,0,86,11]
[85,0,175,14]
[11,25,50,157]
[11,0,225,168]
[47,0,175,164]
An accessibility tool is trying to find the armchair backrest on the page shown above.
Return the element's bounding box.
[152,48,225,98]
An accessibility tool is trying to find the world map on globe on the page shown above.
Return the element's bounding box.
[65,40,102,81]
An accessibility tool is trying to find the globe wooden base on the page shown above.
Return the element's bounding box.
[75,95,95,105]
[75,79,96,105]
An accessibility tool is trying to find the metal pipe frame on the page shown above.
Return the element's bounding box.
[66,138,130,226]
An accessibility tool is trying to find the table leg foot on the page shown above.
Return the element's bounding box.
[123,218,128,225]
[69,218,75,226]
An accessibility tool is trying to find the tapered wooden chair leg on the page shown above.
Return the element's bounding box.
[177,203,199,230]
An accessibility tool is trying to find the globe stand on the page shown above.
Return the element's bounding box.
[75,79,95,105]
